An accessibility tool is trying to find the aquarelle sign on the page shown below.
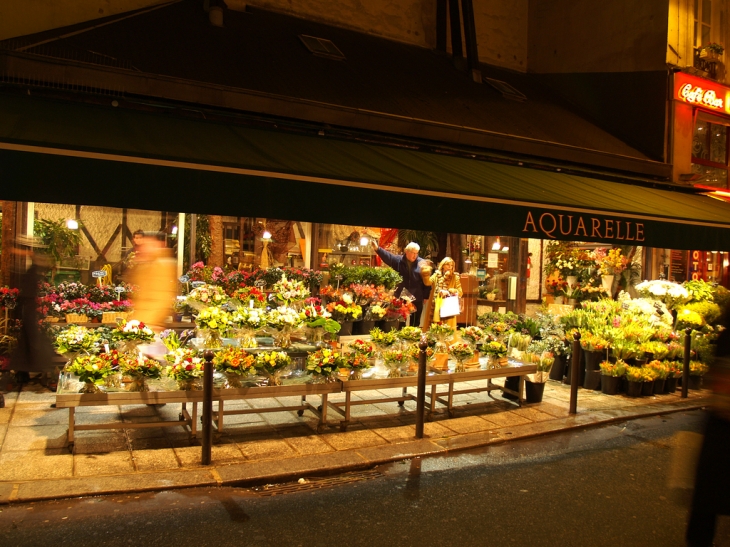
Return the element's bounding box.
[674,73,730,114]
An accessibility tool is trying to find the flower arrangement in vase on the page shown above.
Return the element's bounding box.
[428,323,455,352]
[231,286,267,308]
[231,307,267,347]
[459,326,484,347]
[195,306,233,348]
[212,347,256,387]
[344,352,373,380]
[272,274,310,306]
[348,339,375,359]
[480,340,508,368]
[119,354,164,392]
[67,353,115,393]
[254,351,292,386]
[326,294,363,322]
[383,348,415,378]
[448,342,474,372]
[266,306,303,348]
[185,283,229,311]
[55,325,102,358]
[397,326,422,346]
[166,348,204,390]
[113,319,155,353]
[306,348,345,383]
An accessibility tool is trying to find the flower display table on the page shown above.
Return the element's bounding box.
[328,361,536,431]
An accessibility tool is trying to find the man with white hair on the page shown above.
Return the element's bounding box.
[371,240,431,326]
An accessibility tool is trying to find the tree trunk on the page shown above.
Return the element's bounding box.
[1,201,17,286]
[448,233,463,272]
[208,215,225,268]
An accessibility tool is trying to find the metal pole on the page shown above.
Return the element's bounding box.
[682,327,692,399]
[569,332,581,414]
[201,349,214,465]
[189,213,197,269]
[415,336,428,439]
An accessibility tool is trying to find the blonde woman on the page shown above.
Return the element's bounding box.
[426,257,463,328]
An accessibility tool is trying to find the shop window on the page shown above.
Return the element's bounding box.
[691,114,729,188]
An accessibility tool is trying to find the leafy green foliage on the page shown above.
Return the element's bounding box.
[396,230,439,259]
[328,264,402,290]
[34,218,82,264]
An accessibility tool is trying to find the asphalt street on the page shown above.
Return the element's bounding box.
[0,410,727,547]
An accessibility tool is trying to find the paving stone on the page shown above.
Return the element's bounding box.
[370,424,418,443]
[238,438,298,461]
[284,434,335,456]
[511,407,560,423]
[74,410,124,426]
[355,439,445,464]
[10,408,69,427]
[74,451,135,477]
[0,424,6,447]
[72,430,128,454]
[174,444,244,467]
[0,449,73,481]
[422,421,456,438]
[2,425,68,451]
[130,436,173,451]
[320,429,389,451]
[480,411,532,428]
[132,448,181,472]
[440,415,496,434]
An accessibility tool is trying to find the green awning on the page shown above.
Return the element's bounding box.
[2,93,730,250]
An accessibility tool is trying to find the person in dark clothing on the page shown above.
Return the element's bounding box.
[686,306,730,546]
[9,244,58,388]
[372,241,431,327]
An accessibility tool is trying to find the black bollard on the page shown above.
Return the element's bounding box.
[569,332,581,414]
[682,327,691,399]
[201,349,215,465]
[415,336,428,439]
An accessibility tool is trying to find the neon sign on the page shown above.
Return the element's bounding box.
[679,83,724,109]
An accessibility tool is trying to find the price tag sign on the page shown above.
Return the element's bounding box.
[476,269,486,280]
[254,280,266,289]
[92,270,107,278]
[114,286,125,294]
[191,281,205,288]
[179,275,190,283]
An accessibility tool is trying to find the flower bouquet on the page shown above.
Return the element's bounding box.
[266,306,303,348]
[480,340,508,369]
[195,306,233,348]
[300,302,340,343]
[272,274,310,307]
[254,351,292,386]
[231,307,267,348]
[459,326,484,347]
[67,353,115,393]
[55,324,102,359]
[429,323,455,352]
[113,319,155,354]
[343,352,373,380]
[212,347,256,387]
[364,303,387,321]
[326,294,363,322]
[448,342,474,372]
[594,248,628,276]
[529,352,555,383]
[397,326,422,347]
[306,348,345,383]
[635,280,691,311]
[384,297,415,322]
[0,286,19,309]
[348,339,375,359]
[382,348,415,378]
[119,354,164,392]
[231,286,267,308]
[186,283,229,311]
[599,359,627,377]
[166,349,204,390]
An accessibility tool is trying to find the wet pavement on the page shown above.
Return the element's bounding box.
[0,377,711,504]
[0,411,727,547]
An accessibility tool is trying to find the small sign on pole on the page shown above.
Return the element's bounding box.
[91,270,107,279]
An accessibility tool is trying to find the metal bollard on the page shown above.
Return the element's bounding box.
[201,349,215,465]
[415,336,428,439]
[569,332,581,414]
[682,327,692,399]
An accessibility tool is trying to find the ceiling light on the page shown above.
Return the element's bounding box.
[66,219,79,230]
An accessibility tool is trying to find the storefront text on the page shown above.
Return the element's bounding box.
[522,212,645,242]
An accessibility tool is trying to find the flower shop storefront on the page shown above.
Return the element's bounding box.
[3,92,730,447]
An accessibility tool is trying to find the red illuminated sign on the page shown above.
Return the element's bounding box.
[674,73,730,113]
[679,84,724,108]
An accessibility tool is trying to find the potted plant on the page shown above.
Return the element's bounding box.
[641,367,659,396]
[665,360,682,393]
[625,366,645,397]
[688,360,709,390]
[525,352,554,403]
[34,218,83,282]
[645,360,669,394]
[700,42,724,61]
[599,359,626,395]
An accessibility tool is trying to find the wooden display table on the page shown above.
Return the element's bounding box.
[328,362,536,431]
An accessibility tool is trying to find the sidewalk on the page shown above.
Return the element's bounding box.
[0,379,710,504]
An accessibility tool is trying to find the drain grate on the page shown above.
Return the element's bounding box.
[252,470,383,496]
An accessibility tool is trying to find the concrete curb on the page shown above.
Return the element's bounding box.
[0,397,709,505]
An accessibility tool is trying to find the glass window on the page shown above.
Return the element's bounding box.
[691,163,728,187]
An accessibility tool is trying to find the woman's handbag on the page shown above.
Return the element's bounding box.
[438,295,461,319]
